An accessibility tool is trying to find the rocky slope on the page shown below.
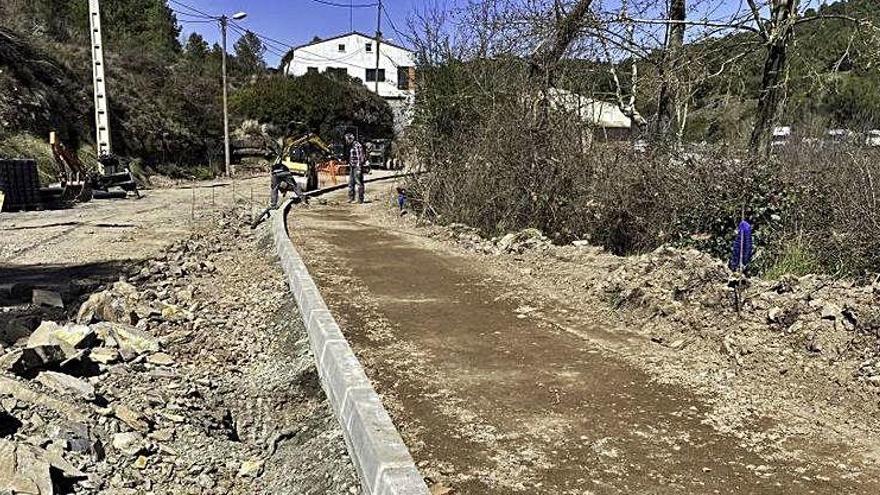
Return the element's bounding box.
[0,27,89,148]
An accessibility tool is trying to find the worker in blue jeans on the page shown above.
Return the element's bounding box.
[345,133,365,204]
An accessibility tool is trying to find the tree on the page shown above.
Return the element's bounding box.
[280,50,294,75]
[229,72,393,140]
[655,0,686,137]
[184,33,209,61]
[747,0,799,157]
[234,30,266,77]
[529,0,595,87]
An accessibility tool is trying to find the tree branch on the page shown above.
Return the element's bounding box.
[613,16,761,34]
[793,14,860,27]
[745,0,768,40]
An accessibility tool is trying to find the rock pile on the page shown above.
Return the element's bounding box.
[582,244,880,416]
[445,224,552,255]
[0,211,358,494]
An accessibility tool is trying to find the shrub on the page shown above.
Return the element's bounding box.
[230,73,394,141]
[762,236,822,280]
[405,77,880,276]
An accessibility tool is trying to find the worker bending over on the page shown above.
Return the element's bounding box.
[346,133,366,204]
[269,162,304,209]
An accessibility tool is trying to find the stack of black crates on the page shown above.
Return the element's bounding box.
[0,159,41,211]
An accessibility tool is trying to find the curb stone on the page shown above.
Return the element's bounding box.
[269,200,430,495]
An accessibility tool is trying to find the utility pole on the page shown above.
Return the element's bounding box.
[218,11,248,177]
[88,0,112,169]
[374,0,382,94]
[220,15,231,177]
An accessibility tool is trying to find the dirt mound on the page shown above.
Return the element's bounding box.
[594,244,880,377]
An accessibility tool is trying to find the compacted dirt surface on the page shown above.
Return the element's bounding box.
[0,180,359,494]
[290,184,880,495]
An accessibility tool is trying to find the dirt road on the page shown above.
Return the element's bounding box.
[290,189,880,494]
[0,178,269,305]
[1,178,267,265]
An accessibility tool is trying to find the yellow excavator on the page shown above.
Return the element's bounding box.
[268,131,349,207]
[274,132,332,193]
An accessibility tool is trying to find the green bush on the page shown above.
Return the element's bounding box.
[230,73,394,140]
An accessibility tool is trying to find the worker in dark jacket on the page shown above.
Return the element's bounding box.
[269,163,304,208]
[345,133,365,204]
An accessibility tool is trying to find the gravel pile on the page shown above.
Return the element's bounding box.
[0,211,358,494]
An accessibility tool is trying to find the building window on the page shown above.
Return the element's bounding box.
[338,43,346,52]
[327,67,348,78]
[397,66,413,90]
[307,67,318,74]
[365,68,385,83]
[365,42,373,53]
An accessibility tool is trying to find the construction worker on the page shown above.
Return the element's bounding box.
[345,133,365,204]
[269,162,304,209]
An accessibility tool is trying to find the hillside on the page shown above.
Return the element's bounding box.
[680,0,880,140]
[0,0,392,179]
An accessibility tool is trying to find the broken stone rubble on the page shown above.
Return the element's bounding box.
[445,223,553,255]
[0,210,361,494]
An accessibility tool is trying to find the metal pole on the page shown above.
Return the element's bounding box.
[374,0,382,94]
[221,15,232,178]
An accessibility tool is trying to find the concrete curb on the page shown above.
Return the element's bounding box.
[269,199,429,495]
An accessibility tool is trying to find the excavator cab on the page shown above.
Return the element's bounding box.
[276,133,330,192]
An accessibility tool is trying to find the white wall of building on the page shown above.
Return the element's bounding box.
[287,32,415,99]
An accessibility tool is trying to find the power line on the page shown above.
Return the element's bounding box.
[381,4,407,40]
[308,0,378,8]
[171,9,218,23]
[178,19,217,24]
[227,23,288,59]
[168,0,217,20]
[379,3,416,54]
[171,10,210,19]
[231,20,296,50]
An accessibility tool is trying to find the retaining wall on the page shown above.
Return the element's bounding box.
[269,200,429,495]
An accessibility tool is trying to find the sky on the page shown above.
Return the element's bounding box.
[170,0,439,66]
[171,0,845,66]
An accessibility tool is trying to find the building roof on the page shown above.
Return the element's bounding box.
[293,31,412,54]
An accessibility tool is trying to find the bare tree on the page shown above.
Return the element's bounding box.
[748,0,799,157]
[529,0,595,86]
[655,0,686,137]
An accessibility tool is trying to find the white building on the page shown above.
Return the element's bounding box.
[546,88,641,141]
[286,32,415,100]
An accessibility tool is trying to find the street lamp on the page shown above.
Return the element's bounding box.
[220,11,247,177]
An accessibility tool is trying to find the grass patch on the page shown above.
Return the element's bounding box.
[763,238,822,280]
[0,133,56,182]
